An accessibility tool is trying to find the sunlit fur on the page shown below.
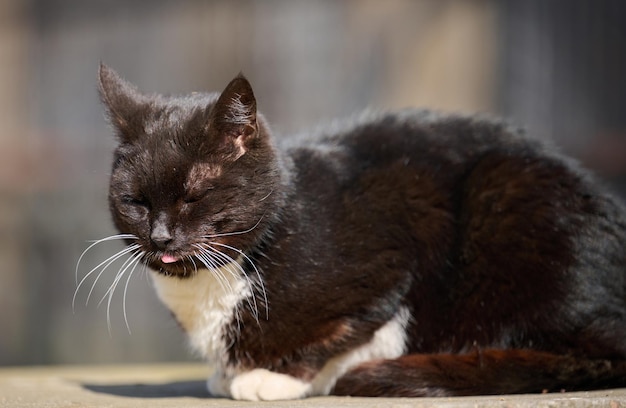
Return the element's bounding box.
[82,64,626,400]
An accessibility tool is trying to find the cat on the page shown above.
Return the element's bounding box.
[90,62,626,400]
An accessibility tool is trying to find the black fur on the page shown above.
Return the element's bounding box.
[98,63,626,398]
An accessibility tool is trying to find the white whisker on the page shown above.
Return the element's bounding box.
[121,252,144,334]
[259,189,274,202]
[75,234,137,285]
[102,250,143,336]
[97,248,141,306]
[194,247,232,294]
[208,241,269,320]
[202,215,265,239]
[73,243,141,310]
[187,254,198,275]
[74,234,146,336]
[206,245,260,323]
[86,245,140,307]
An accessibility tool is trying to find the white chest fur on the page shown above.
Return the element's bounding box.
[150,263,251,364]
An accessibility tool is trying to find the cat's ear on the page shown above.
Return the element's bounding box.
[98,63,146,142]
[209,73,258,159]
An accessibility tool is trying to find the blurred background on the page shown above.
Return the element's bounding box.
[1,0,626,366]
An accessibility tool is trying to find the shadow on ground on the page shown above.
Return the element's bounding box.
[84,380,212,398]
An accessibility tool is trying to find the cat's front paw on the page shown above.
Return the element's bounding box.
[229,368,312,401]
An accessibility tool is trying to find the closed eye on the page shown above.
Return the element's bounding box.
[122,195,148,207]
[183,195,201,204]
[183,186,214,204]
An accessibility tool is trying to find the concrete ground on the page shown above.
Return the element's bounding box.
[1,363,625,408]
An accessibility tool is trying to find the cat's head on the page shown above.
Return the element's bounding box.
[98,64,282,277]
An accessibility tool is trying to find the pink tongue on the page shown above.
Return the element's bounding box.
[161,254,179,264]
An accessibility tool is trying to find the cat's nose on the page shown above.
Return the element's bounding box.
[151,224,172,250]
[152,234,172,250]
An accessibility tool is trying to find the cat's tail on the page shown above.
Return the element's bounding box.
[331,349,626,397]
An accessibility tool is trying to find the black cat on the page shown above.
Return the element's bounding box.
[92,63,626,400]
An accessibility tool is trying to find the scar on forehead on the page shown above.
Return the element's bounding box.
[187,162,223,182]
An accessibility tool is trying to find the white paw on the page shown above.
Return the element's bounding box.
[229,368,312,401]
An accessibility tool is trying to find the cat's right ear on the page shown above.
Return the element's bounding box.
[98,63,146,143]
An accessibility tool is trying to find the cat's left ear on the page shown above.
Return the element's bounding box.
[98,63,147,143]
[210,73,258,159]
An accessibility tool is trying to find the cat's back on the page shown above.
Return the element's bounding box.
[276,108,626,357]
[274,109,555,277]
[281,109,549,191]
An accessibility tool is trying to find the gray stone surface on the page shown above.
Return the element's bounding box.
[1,364,625,407]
